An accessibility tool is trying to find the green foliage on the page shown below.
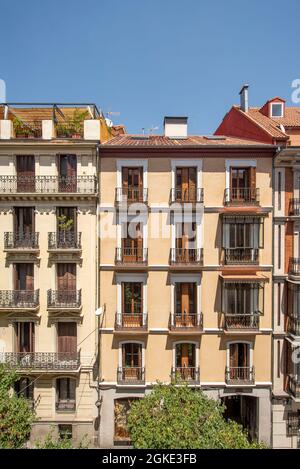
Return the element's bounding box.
[35,428,89,449]
[13,117,34,137]
[0,364,35,449]
[127,382,265,449]
[56,109,88,137]
[57,214,74,231]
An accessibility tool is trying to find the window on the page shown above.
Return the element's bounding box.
[15,322,35,353]
[223,216,264,249]
[271,102,283,118]
[175,167,197,202]
[229,167,256,202]
[122,167,143,202]
[58,424,72,440]
[14,377,34,400]
[222,282,264,315]
[56,378,76,411]
[122,283,142,315]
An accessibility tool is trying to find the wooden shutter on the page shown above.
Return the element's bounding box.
[249,167,256,200]
[57,322,77,354]
[122,168,128,190]
[15,264,34,290]
[25,264,34,290]
[230,343,238,368]
[181,344,189,367]
[57,263,76,291]
[181,283,189,315]
[16,155,35,191]
[136,223,143,261]
[182,168,189,201]
[188,168,196,201]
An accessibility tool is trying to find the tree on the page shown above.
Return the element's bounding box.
[35,428,89,449]
[127,382,265,449]
[0,364,35,449]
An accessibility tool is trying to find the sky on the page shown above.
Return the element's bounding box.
[1,0,300,135]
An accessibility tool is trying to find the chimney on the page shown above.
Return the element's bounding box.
[239,84,249,112]
[164,116,188,138]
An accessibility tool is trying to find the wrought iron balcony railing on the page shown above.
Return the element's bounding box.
[225,366,255,384]
[224,247,259,264]
[287,317,300,336]
[14,121,42,139]
[117,367,145,384]
[56,400,76,411]
[288,375,300,399]
[48,232,82,250]
[171,366,200,383]
[224,188,260,205]
[4,232,39,249]
[0,290,39,308]
[47,289,82,309]
[115,187,148,205]
[170,248,203,265]
[115,247,148,264]
[2,351,80,370]
[289,258,300,276]
[170,188,204,204]
[224,313,260,330]
[169,312,203,330]
[290,199,300,216]
[0,175,97,194]
[115,312,148,330]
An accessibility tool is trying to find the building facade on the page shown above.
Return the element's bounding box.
[98,118,275,448]
[0,103,105,446]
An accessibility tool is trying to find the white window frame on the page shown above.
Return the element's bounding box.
[116,159,148,190]
[270,102,284,118]
[116,273,147,317]
[226,340,253,369]
[170,274,201,318]
[118,340,145,369]
[172,340,200,369]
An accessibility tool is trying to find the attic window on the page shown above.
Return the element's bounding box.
[271,103,283,118]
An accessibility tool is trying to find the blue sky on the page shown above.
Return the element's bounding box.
[1,0,300,134]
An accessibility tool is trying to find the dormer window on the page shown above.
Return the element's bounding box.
[271,102,283,118]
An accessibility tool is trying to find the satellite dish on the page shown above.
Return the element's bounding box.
[105,118,113,128]
[95,307,104,316]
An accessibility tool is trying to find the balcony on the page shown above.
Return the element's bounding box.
[56,400,76,412]
[288,375,300,399]
[115,188,148,206]
[170,248,203,268]
[13,120,42,139]
[169,312,203,332]
[4,232,39,251]
[3,352,80,371]
[0,290,39,310]
[290,199,300,216]
[223,248,259,265]
[224,188,260,206]
[289,258,300,278]
[115,313,148,332]
[170,188,204,204]
[115,247,148,267]
[47,289,82,310]
[0,176,97,198]
[287,317,300,336]
[48,232,82,251]
[224,313,260,331]
[55,122,84,139]
[117,367,145,385]
[225,366,255,385]
[171,367,200,384]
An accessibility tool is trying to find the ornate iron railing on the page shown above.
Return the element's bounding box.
[287,317,300,336]
[115,187,148,204]
[224,188,259,205]
[169,312,203,330]
[288,375,300,399]
[47,289,82,308]
[115,312,148,330]
[2,352,80,370]
[225,366,255,384]
[289,258,300,276]
[117,367,145,384]
[224,313,260,330]
[290,198,300,216]
[115,247,148,264]
[224,247,259,264]
[0,175,97,194]
[0,290,39,308]
[171,367,200,383]
[170,248,203,264]
[48,232,82,250]
[4,232,39,249]
[56,400,76,411]
[170,188,204,204]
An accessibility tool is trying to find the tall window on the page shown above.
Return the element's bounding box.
[175,167,197,202]
[56,378,76,411]
[230,167,256,201]
[16,155,35,192]
[122,167,143,202]
[175,283,197,316]
[121,222,143,262]
[14,377,34,400]
[58,154,77,192]
[57,322,77,355]
[15,322,35,353]
[122,283,142,315]
[222,282,264,315]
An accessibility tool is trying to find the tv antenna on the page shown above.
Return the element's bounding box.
[148,125,159,135]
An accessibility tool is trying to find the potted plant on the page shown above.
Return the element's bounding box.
[13,117,35,139]
[57,214,74,248]
[69,109,88,138]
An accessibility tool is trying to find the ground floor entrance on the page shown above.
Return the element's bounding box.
[222,395,258,442]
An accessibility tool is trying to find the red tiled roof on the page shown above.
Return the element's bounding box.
[102,134,273,147]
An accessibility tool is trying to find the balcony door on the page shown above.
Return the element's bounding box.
[15,322,34,353]
[57,207,77,247]
[16,155,35,192]
[230,167,256,201]
[122,222,143,262]
[57,322,77,355]
[122,343,142,380]
[122,167,143,202]
[14,207,35,246]
[175,283,196,326]
[175,343,196,380]
[57,263,76,304]
[14,263,34,291]
[58,154,77,192]
[122,283,142,327]
[176,167,196,202]
[175,222,196,261]
[229,343,250,380]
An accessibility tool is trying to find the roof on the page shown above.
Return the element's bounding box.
[0,105,94,122]
[234,105,300,139]
[102,134,273,148]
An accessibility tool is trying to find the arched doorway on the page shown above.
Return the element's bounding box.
[222,395,258,442]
